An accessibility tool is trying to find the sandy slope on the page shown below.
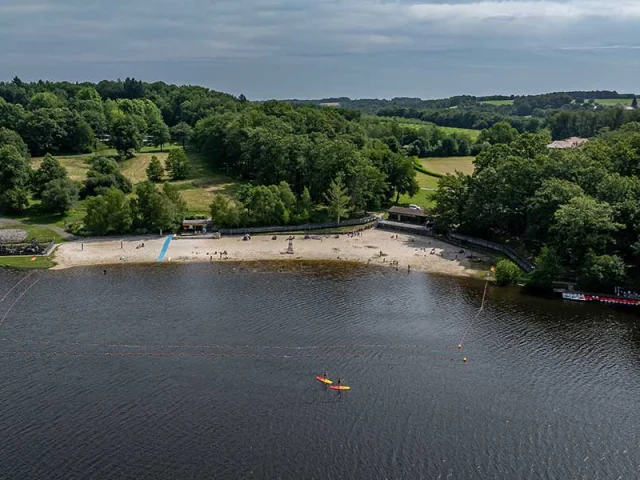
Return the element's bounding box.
[52,229,489,277]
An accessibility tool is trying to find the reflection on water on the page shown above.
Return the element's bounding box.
[0,263,638,479]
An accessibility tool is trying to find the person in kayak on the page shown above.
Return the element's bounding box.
[323,371,328,379]
[337,377,342,385]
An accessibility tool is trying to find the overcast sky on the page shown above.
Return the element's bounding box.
[1,0,639,99]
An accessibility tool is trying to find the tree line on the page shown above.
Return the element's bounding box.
[432,124,640,292]
[191,100,419,225]
[0,76,240,158]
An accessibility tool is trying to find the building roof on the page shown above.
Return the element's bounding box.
[183,218,211,225]
[547,137,589,149]
[388,206,429,218]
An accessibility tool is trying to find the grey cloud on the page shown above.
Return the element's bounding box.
[1,0,639,98]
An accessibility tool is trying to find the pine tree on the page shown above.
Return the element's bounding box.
[323,176,351,224]
[146,155,164,182]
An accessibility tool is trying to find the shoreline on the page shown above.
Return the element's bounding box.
[50,229,492,278]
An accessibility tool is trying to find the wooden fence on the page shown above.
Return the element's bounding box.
[447,233,535,273]
[218,216,379,236]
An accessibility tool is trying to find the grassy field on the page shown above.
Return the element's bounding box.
[480,99,514,106]
[420,156,475,176]
[0,256,55,269]
[437,127,481,141]
[30,147,239,217]
[120,152,169,184]
[594,98,636,106]
[397,171,438,209]
[372,116,482,140]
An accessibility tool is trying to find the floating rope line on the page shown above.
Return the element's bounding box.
[0,350,465,362]
[0,272,34,302]
[457,278,490,349]
[1,337,460,352]
[0,275,42,328]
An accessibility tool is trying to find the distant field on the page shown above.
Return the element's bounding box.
[437,127,481,141]
[594,98,636,106]
[480,99,514,106]
[372,116,482,140]
[421,157,475,176]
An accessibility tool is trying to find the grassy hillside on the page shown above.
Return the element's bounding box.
[480,99,514,106]
[397,171,438,209]
[594,98,636,106]
[30,147,238,218]
[436,126,481,141]
[420,157,475,176]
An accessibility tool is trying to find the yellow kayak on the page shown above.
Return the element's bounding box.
[316,376,333,385]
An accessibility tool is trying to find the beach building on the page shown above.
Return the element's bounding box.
[387,206,430,226]
[182,218,211,234]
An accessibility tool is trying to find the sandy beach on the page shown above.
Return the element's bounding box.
[52,229,490,277]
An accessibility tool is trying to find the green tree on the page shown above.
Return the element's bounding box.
[0,145,30,213]
[84,187,133,235]
[32,153,68,198]
[133,181,186,232]
[246,185,287,225]
[40,178,80,214]
[389,155,419,204]
[323,176,351,224]
[0,127,29,158]
[293,187,313,224]
[165,148,190,180]
[148,121,171,151]
[27,92,65,110]
[440,136,458,156]
[210,194,244,227]
[578,254,626,293]
[432,172,469,230]
[111,113,145,158]
[478,121,518,145]
[525,179,584,247]
[494,259,521,287]
[550,196,622,265]
[0,98,26,131]
[527,247,561,291]
[82,156,133,197]
[146,155,164,182]
[170,122,193,149]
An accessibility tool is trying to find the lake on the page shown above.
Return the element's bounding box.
[0,263,638,479]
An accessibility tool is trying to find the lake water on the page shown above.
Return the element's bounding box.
[0,263,638,479]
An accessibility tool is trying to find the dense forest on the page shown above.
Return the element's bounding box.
[432,124,640,292]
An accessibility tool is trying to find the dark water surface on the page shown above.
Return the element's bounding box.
[0,263,638,479]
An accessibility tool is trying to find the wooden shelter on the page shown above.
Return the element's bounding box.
[182,218,211,234]
[387,206,429,225]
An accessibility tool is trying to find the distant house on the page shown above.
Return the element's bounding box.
[547,137,589,149]
[387,206,430,225]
